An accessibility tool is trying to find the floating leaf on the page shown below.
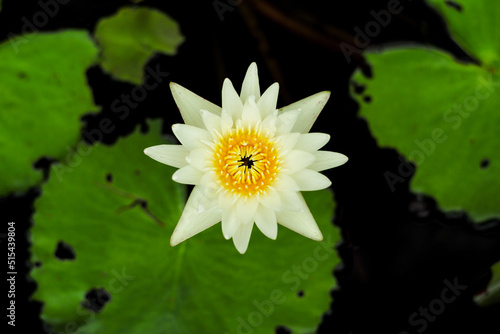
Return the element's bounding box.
[352,0,500,221]
[31,120,341,334]
[94,7,184,85]
[475,261,500,307]
[427,0,500,68]
[0,30,98,196]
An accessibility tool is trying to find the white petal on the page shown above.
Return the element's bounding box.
[186,148,212,171]
[172,124,212,150]
[309,151,349,171]
[232,221,254,254]
[254,205,277,239]
[281,150,315,173]
[199,185,218,203]
[241,96,261,125]
[170,186,221,246]
[275,133,300,153]
[276,110,300,136]
[218,190,237,211]
[240,62,260,103]
[220,108,233,135]
[276,203,323,241]
[222,78,243,120]
[279,91,330,134]
[259,188,281,209]
[199,169,218,187]
[200,109,222,139]
[144,145,188,168]
[170,82,221,128]
[278,190,307,211]
[236,196,259,225]
[295,133,330,152]
[261,112,277,135]
[257,82,279,118]
[172,165,204,185]
[292,169,332,191]
[222,208,239,239]
[272,173,299,192]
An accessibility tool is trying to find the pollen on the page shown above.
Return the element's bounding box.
[213,125,280,197]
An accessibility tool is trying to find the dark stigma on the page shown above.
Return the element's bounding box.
[238,155,255,169]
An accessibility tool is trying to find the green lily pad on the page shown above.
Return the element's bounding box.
[475,261,500,307]
[94,7,184,85]
[0,30,98,196]
[427,0,500,68]
[31,120,341,334]
[352,0,500,221]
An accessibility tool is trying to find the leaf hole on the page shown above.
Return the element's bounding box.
[33,156,58,181]
[445,1,463,11]
[139,199,148,209]
[82,288,111,313]
[33,261,42,268]
[351,81,366,95]
[106,173,113,183]
[297,290,305,298]
[140,122,149,133]
[54,241,76,260]
[363,95,372,103]
[275,325,292,334]
[480,158,490,169]
[360,63,373,79]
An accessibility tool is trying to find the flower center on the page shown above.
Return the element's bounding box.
[213,126,280,197]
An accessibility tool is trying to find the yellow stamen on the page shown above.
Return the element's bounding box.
[213,126,280,197]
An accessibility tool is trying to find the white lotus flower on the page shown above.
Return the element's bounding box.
[144,63,347,254]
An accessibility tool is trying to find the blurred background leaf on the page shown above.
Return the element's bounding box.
[352,0,500,221]
[31,120,341,334]
[427,0,500,68]
[94,6,184,85]
[0,30,98,196]
[476,261,500,307]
